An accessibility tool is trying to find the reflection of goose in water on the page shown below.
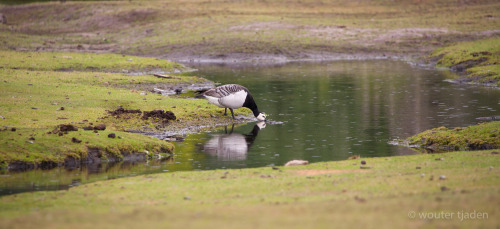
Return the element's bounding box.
[203,122,266,161]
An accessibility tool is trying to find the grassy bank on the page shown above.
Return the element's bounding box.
[404,121,500,152]
[1,0,499,62]
[0,51,244,170]
[430,37,500,86]
[0,150,498,228]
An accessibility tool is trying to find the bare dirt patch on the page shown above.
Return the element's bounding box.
[106,107,177,126]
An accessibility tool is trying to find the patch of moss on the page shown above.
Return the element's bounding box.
[405,121,500,151]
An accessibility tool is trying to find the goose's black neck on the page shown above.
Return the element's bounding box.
[243,93,260,117]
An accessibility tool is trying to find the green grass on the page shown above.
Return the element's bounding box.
[0,150,498,228]
[405,121,500,151]
[0,50,186,72]
[0,51,245,168]
[430,37,500,86]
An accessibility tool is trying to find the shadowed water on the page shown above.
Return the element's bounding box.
[1,60,499,196]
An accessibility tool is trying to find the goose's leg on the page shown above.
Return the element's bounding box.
[229,108,235,120]
[224,108,227,116]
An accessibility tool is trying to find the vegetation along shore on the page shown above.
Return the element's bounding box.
[0,51,251,170]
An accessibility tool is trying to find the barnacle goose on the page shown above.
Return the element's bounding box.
[203,84,266,121]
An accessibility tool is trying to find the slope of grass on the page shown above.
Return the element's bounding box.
[0,51,240,169]
[1,0,498,61]
[0,150,498,228]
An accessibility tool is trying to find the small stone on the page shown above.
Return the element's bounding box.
[491,151,499,155]
[360,166,372,169]
[184,196,191,200]
[439,175,446,180]
[108,133,116,138]
[56,107,65,111]
[360,160,366,165]
[28,137,35,141]
[416,166,422,169]
[420,173,425,177]
[271,166,280,170]
[71,137,82,143]
[284,160,309,166]
[440,186,449,192]
[11,127,16,132]
[435,158,444,161]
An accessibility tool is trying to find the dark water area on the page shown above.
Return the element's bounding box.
[1,60,499,196]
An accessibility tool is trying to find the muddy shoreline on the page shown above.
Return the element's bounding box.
[164,52,413,66]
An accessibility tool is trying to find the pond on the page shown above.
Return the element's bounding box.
[1,60,499,196]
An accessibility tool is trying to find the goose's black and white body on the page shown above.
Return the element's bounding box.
[203,84,266,121]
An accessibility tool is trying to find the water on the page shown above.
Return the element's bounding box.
[1,60,499,196]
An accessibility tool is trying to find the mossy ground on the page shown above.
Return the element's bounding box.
[0,150,498,228]
[430,37,500,86]
[405,121,500,151]
[0,51,247,168]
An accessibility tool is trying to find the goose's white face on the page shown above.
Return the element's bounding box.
[256,112,267,121]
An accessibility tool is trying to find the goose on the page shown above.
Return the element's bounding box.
[203,84,266,121]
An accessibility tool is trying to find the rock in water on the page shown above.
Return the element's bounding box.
[284,160,309,166]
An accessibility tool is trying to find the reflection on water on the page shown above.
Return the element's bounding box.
[202,122,266,161]
[1,60,499,196]
[0,160,171,196]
